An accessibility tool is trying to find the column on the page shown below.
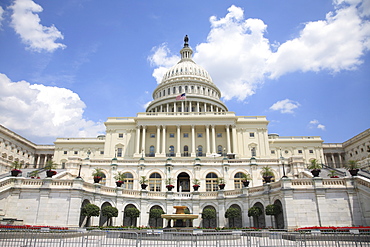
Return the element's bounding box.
[141,126,146,155]
[232,125,238,155]
[176,125,181,157]
[162,125,166,155]
[331,154,335,167]
[135,126,141,154]
[211,125,216,154]
[156,125,161,155]
[204,103,207,112]
[191,125,196,157]
[226,125,231,154]
[197,102,200,112]
[174,102,176,112]
[210,104,213,112]
[189,101,192,112]
[181,101,184,113]
[206,125,210,155]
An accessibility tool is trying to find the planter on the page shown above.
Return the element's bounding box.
[11,170,21,177]
[166,185,174,191]
[116,181,124,187]
[218,184,225,190]
[349,169,359,176]
[311,169,321,177]
[93,176,102,183]
[263,176,273,183]
[46,170,57,178]
[193,185,200,191]
[141,184,148,190]
[242,181,250,187]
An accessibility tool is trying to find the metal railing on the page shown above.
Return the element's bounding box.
[0,229,369,247]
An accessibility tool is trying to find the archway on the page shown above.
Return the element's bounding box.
[99,202,112,227]
[177,172,190,192]
[123,204,139,227]
[227,204,242,228]
[252,202,266,228]
[79,199,91,227]
[202,205,217,228]
[274,200,284,229]
[149,205,164,228]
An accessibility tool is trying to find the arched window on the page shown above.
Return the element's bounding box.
[149,173,162,191]
[169,145,175,157]
[168,88,171,95]
[234,172,246,189]
[185,86,188,92]
[183,145,189,157]
[123,172,134,189]
[217,145,223,155]
[179,86,182,93]
[197,145,203,157]
[206,172,218,191]
[173,87,176,94]
[163,90,165,96]
[149,146,155,157]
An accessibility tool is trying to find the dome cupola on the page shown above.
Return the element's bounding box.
[146,36,228,113]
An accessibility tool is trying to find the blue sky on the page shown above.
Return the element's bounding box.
[0,0,369,144]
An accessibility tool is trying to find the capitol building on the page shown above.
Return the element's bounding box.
[0,37,369,230]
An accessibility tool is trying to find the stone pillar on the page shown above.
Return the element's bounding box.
[162,125,166,155]
[197,102,200,112]
[141,126,147,155]
[211,125,216,154]
[206,125,210,155]
[156,125,161,155]
[232,125,237,155]
[191,125,196,157]
[135,126,141,155]
[226,125,231,154]
[176,125,181,157]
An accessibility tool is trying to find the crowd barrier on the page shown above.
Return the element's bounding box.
[0,228,369,246]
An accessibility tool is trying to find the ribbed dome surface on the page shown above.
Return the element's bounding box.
[161,60,213,84]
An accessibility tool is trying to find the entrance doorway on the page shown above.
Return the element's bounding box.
[177,172,190,192]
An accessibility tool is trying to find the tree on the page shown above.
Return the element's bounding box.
[101,206,118,226]
[149,208,164,227]
[81,203,100,227]
[248,206,263,228]
[202,208,216,228]
[124,207,140,227]
[225,207,241,228]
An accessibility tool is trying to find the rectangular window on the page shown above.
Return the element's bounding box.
[117,148,122,157]
[169,133,175,138]
[118,133,123,138]
[250,132,255,138]
[217,133,222,138]
[298,150,303,154]
[150,133,155,138]
[100,151,104,155]
[63,151,67,155]
[183,133,189,138]
[309,150,314,154]
[74,151,78,155]
[271,150,275,154]
[197,133,203,138]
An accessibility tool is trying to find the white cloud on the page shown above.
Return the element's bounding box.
[309,119,326,130]
[0,6,4,28]
[148,43,180,84]
[270,99,300,114]
[0,73,105,143]
[9,0,66,52]
[149,1,370,101]
[267,2,370,78]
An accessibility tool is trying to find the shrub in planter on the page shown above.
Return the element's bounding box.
[346,160,359,176]
[307,159,322,177]
[265,204,281,215]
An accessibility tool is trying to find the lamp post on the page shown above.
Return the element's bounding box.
[280,155,287,178]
